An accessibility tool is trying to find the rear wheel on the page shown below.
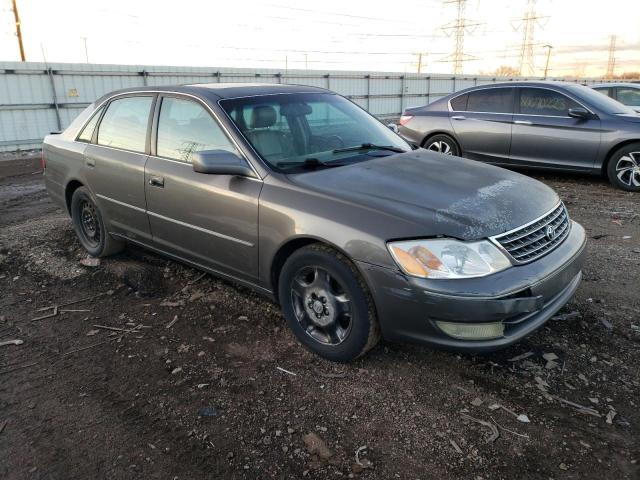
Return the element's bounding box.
[70,187,124,257]
[424,134,460,156]
[278,244,380,362]
[607,143,640,192]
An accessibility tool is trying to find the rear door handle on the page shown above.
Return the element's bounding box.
[149,176,164,188]
[451,115,466,120]
[513,120,533,125]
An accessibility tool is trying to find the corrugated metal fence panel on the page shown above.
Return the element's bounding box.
[0,60,625,152]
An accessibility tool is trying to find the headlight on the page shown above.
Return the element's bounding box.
[387,238,511,279]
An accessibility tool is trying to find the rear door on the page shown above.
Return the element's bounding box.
[144,94,262,282]
[83,94,155,242]
[449,87,514,163]
[509,87,602,170]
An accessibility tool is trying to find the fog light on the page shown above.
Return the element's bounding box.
[436,321,504,340]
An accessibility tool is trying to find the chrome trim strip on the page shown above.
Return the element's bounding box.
[72,89,262,179]
[146,210,254,247]
[96,193,146,213]
[491,201,563,239]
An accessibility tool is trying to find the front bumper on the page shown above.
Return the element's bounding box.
[358,221,587,353]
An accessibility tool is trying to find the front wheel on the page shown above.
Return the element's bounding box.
[423,134,460,156]
[607,143,640,192]
[278,244,380,362]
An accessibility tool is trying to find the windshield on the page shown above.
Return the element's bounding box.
[220,92,411,171]
[567,84,637,115]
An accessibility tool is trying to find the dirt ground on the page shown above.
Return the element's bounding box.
[1,154,638,480]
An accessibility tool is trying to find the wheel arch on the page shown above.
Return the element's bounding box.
[269,236,367,304]
[64,179,85,214]
[601,139,640,175]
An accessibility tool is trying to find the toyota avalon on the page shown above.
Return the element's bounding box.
[42,83,586,362]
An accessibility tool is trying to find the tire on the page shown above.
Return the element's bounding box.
[70,186,124,257]
[278,244,380,362]
[423,134,460,156]
[606,143,640,192]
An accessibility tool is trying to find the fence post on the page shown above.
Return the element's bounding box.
[426,76,431,105]
[399,75,405,115]
[366,74,371,111]
[47,68,62,131]
[141,69,148,86]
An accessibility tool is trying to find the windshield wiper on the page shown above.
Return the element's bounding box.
[276,158,344,170]
[332,143,406,154]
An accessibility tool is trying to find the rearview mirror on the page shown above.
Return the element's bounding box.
[568,107,591,119]
[192,150,255,177]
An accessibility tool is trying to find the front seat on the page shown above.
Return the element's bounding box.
[245,105,294,162]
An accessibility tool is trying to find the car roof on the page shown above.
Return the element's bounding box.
[95,83,330,103]
[591,82,640,88]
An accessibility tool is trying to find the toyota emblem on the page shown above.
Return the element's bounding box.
[545,225,557,241]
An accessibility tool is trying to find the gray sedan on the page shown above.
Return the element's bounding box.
[43,84,586,362]
[398,81,640,191]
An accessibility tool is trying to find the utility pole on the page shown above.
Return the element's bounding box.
[543,44,553,78]
[417,52,424,73]
[442,0,480,75]
[606,35,617,79]
[11,0,26,61]
[513,0,548,76]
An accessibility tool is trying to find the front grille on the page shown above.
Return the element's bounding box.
[492,203,570,264]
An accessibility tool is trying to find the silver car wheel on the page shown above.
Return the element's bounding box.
[427,140,453,155]
[615,152,640,187]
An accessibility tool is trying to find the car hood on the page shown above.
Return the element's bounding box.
[288,150,560,241]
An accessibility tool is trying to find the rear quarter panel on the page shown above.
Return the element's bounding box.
[399,110,454,147]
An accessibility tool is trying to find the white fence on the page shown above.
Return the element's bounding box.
[0,61,616,152]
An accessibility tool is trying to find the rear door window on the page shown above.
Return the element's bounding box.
[450,94,468,111]
[518,88,580,116]
[97,96,153,153]
[77,106,104,143]
[465,88,513,113]
[156,96,239,163]
[616,87,640,106]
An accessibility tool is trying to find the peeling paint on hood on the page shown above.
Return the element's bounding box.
[290,150,560,241]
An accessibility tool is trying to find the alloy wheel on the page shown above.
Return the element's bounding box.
[615,152,640,188]
[427,140,453,155]
[290,266,352,345]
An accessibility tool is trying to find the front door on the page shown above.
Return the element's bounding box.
[449,87,514,163]
[509,87,602,170]
[83,94,155,242]
[144,95,262,282]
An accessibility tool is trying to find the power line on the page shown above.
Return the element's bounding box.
[606,35,617,78]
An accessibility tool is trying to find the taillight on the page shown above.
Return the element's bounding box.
[40,148,46,170]
[399,115,413,126]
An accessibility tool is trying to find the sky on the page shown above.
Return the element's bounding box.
[0,0,638,77]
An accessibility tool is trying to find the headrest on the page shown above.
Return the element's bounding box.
[280,103,312,117]
[250,105,277,128]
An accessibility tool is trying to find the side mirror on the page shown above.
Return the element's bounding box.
[568,107,591,119]
[387,123,399,133]
[192,150,255,177]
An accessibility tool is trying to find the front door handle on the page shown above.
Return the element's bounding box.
[451,115,466,120]
[149,176,164,188]
[513,120,533,125]
[85,158,95,168]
